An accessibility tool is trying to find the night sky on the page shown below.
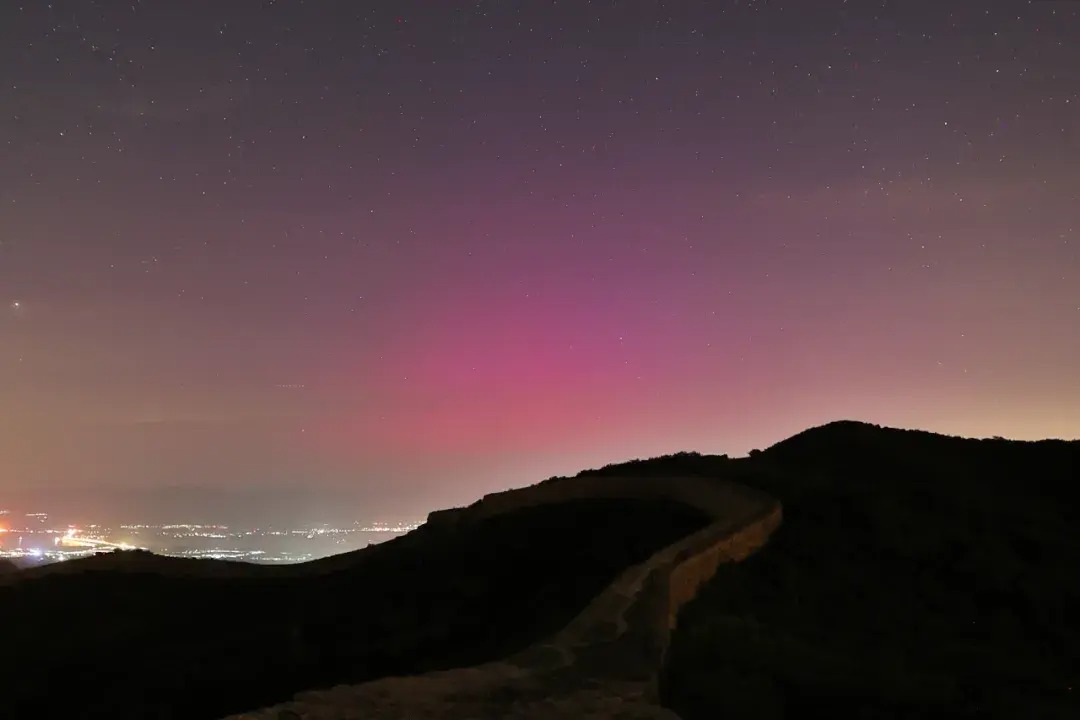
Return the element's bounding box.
[2,1,1078,520]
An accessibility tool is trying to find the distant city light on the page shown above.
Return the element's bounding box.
[1,514,423,567]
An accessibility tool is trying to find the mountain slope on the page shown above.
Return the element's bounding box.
[0,496,710,719]
[663,421,1079,719]
[2,421,1075,719]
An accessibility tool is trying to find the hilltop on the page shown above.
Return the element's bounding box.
[664,421,1079,719]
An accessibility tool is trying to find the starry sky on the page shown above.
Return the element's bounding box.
[2,1,1078,521]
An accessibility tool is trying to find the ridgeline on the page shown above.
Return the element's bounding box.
[0,421,1075,719]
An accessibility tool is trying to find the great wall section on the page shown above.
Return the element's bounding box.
[229,474,782,720]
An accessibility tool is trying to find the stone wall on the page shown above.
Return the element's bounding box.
[664,503,783,632]
[228,473,781,720]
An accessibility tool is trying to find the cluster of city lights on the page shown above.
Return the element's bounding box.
[0,510,423,568]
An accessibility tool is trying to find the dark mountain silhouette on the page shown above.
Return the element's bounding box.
[663,421,1079,719]
[0,421,1076,719]
[0,497,709,719]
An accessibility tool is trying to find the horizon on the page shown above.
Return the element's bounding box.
[3,418,1076,526]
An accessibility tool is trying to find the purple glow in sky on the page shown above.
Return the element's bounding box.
[2,1,1078,519]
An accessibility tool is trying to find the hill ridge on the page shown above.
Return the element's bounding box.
[228,474,781,720]
[2,420,1076,719]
